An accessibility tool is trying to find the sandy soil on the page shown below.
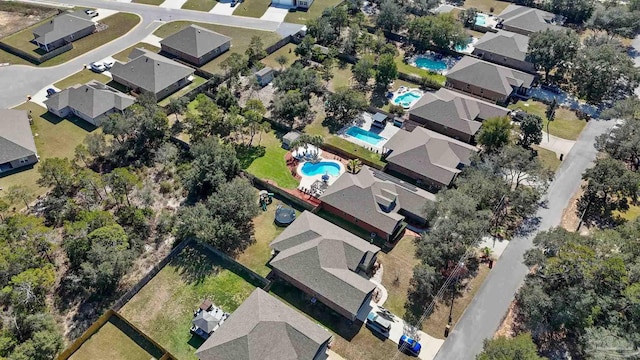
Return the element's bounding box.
[0,11,56,39]
[494,300,518,338]
[560,183,591,235]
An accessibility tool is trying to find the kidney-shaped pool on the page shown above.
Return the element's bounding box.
[299,161,342,177]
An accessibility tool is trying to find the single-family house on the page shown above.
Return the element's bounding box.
[407,88,510,143]
[271,0,313,9]
[44,81,135,126]
[383,127,479,189]
[497,4,564,36]
[472,30,535,73]
[110,48,195,100]
[320,166,436,242]
[32,11,96,52]
[445,56,535,104]
[160,25,231,66]
[196,288,332,360]
[0,110,38,173]
[255,67,275,86]
[268,211,380,322]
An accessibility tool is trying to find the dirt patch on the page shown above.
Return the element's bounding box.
[0,8,58,39]
[495,300,518,338]
[560,183,591,235]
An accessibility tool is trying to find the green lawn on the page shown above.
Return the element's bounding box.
[232,0,270,17]
[241,130,299,189]
[463,0,510,14]
[2,13,140,67]
[158,75,206,106]
[328,62,354,92]
[509,99,587,140]
[119,245,255,360]
[112,42,160,62]
[132,0,165,5]
[154,21,281,74]
[377,236,419,318]
[1,17,48,54]
[69,321,157,360]
[394,55,447,85]
[236,201,300,276]
[181,0,217,11]
[54,69,111,89]
[261,43,298,70]
[532,145,561,173]
[615,203,640,222]
[0,102,96,206]
[284,0,343,24]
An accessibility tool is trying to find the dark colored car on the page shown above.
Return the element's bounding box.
[46,88,57,97]
[399,335,422,356]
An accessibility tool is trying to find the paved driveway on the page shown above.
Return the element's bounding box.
[209,1,237,15]
[160,0,188,9]
[261,6,290,22]
[538,131,575,156]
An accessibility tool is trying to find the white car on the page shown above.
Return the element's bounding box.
[90,61,107,73]
[85,9,99,17]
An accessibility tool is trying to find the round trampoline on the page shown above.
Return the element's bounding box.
[275,206,296,227]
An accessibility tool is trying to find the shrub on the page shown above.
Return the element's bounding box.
[156,210,174,236]
[388,104,405,116]
[490,6,494,13]
[420,76,443,90]
[159,181,173,194]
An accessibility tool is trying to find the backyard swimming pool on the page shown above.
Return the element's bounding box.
[392,89,424,109]
[346,126,385,146]
[475,13,488,26]
[299,161,342,177]
[410,52,459,74]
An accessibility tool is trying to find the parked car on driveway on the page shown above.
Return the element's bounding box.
[85,9,99,17]
[366,312,391,337]
[399,335,422,356]
[90,60,113,73]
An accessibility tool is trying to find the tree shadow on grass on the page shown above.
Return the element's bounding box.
[235,144,266,169]
[269,280,362,341]
[370,87,389,109]
[172,244,220,285]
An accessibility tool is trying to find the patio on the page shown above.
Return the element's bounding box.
[190,300,230,340]
[338,112,401,153]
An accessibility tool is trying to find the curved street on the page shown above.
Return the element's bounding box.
[0,0,303,108]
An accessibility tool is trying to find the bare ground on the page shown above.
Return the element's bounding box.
[560,183,591,235]
[0,9,57,39]
[494,300,518,338]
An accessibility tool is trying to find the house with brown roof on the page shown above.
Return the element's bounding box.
[196,288,332,360]
[44,81,135,126]
[268,211,380,322]
[496,4,564,36]
[407,88,510,143]
[160,25,231,66]
[472,30,535,73]
[445,56,535,105]
[320,167,436,242]
[0,110,38,173]
[110,48,195,100]
[383,127,479,189]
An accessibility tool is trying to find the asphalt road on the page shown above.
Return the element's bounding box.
[0,0,303,108]
[433,118,613,360]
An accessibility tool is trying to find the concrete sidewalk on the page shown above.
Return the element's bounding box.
[538,131,575,156]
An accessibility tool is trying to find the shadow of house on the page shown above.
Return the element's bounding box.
[0,109,38,174]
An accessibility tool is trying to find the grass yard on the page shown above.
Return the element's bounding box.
[532,145,561,173]
[463,0,510,14]
[614,203,640,222]
[54,69,111,89]
[394,55,447,85]
[509,99,587,140]
[112,42,160,62]
[181,0,217,11]
[0,102,95,206]
[422,265,491,339]
[236,200,300,276]
[328,61,354,92]
[158,75,206,106]
[232,0,270,18]
[240,130,299,189]
[284,0,343,24]
[270,281,412,360]
[1,17,47,53]
[132,0,165,5]
[377,236,420,318]
[69,321,158,360]
[261,43,298,69]
[119,245,256,360]
[154,21,281,74]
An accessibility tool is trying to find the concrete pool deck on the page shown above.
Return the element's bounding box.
[338,112,401,153]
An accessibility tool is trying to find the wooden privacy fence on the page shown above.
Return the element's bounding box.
[0,41,72,64]
[245,172,318,212]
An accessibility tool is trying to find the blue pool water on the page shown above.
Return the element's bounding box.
[475,13,488,26]
[414,57,448,72]
[346,126,385,146]
[300,161,342,176]
[393,91,422,108]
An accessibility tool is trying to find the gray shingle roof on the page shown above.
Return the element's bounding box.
[269,211,379,317]
[255,66,273,77]
[473,30,530,61]
[498,4,563,34]
[385,127,479,186]
[321,167,436,234]
[0,110,37,164]
[110,48,194,94]
[409,88,510,136]
[33,11,95,46]
[446,56,535,97]
[160,25,231,58]
[196,288,331,360]
[44,81,135,119]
